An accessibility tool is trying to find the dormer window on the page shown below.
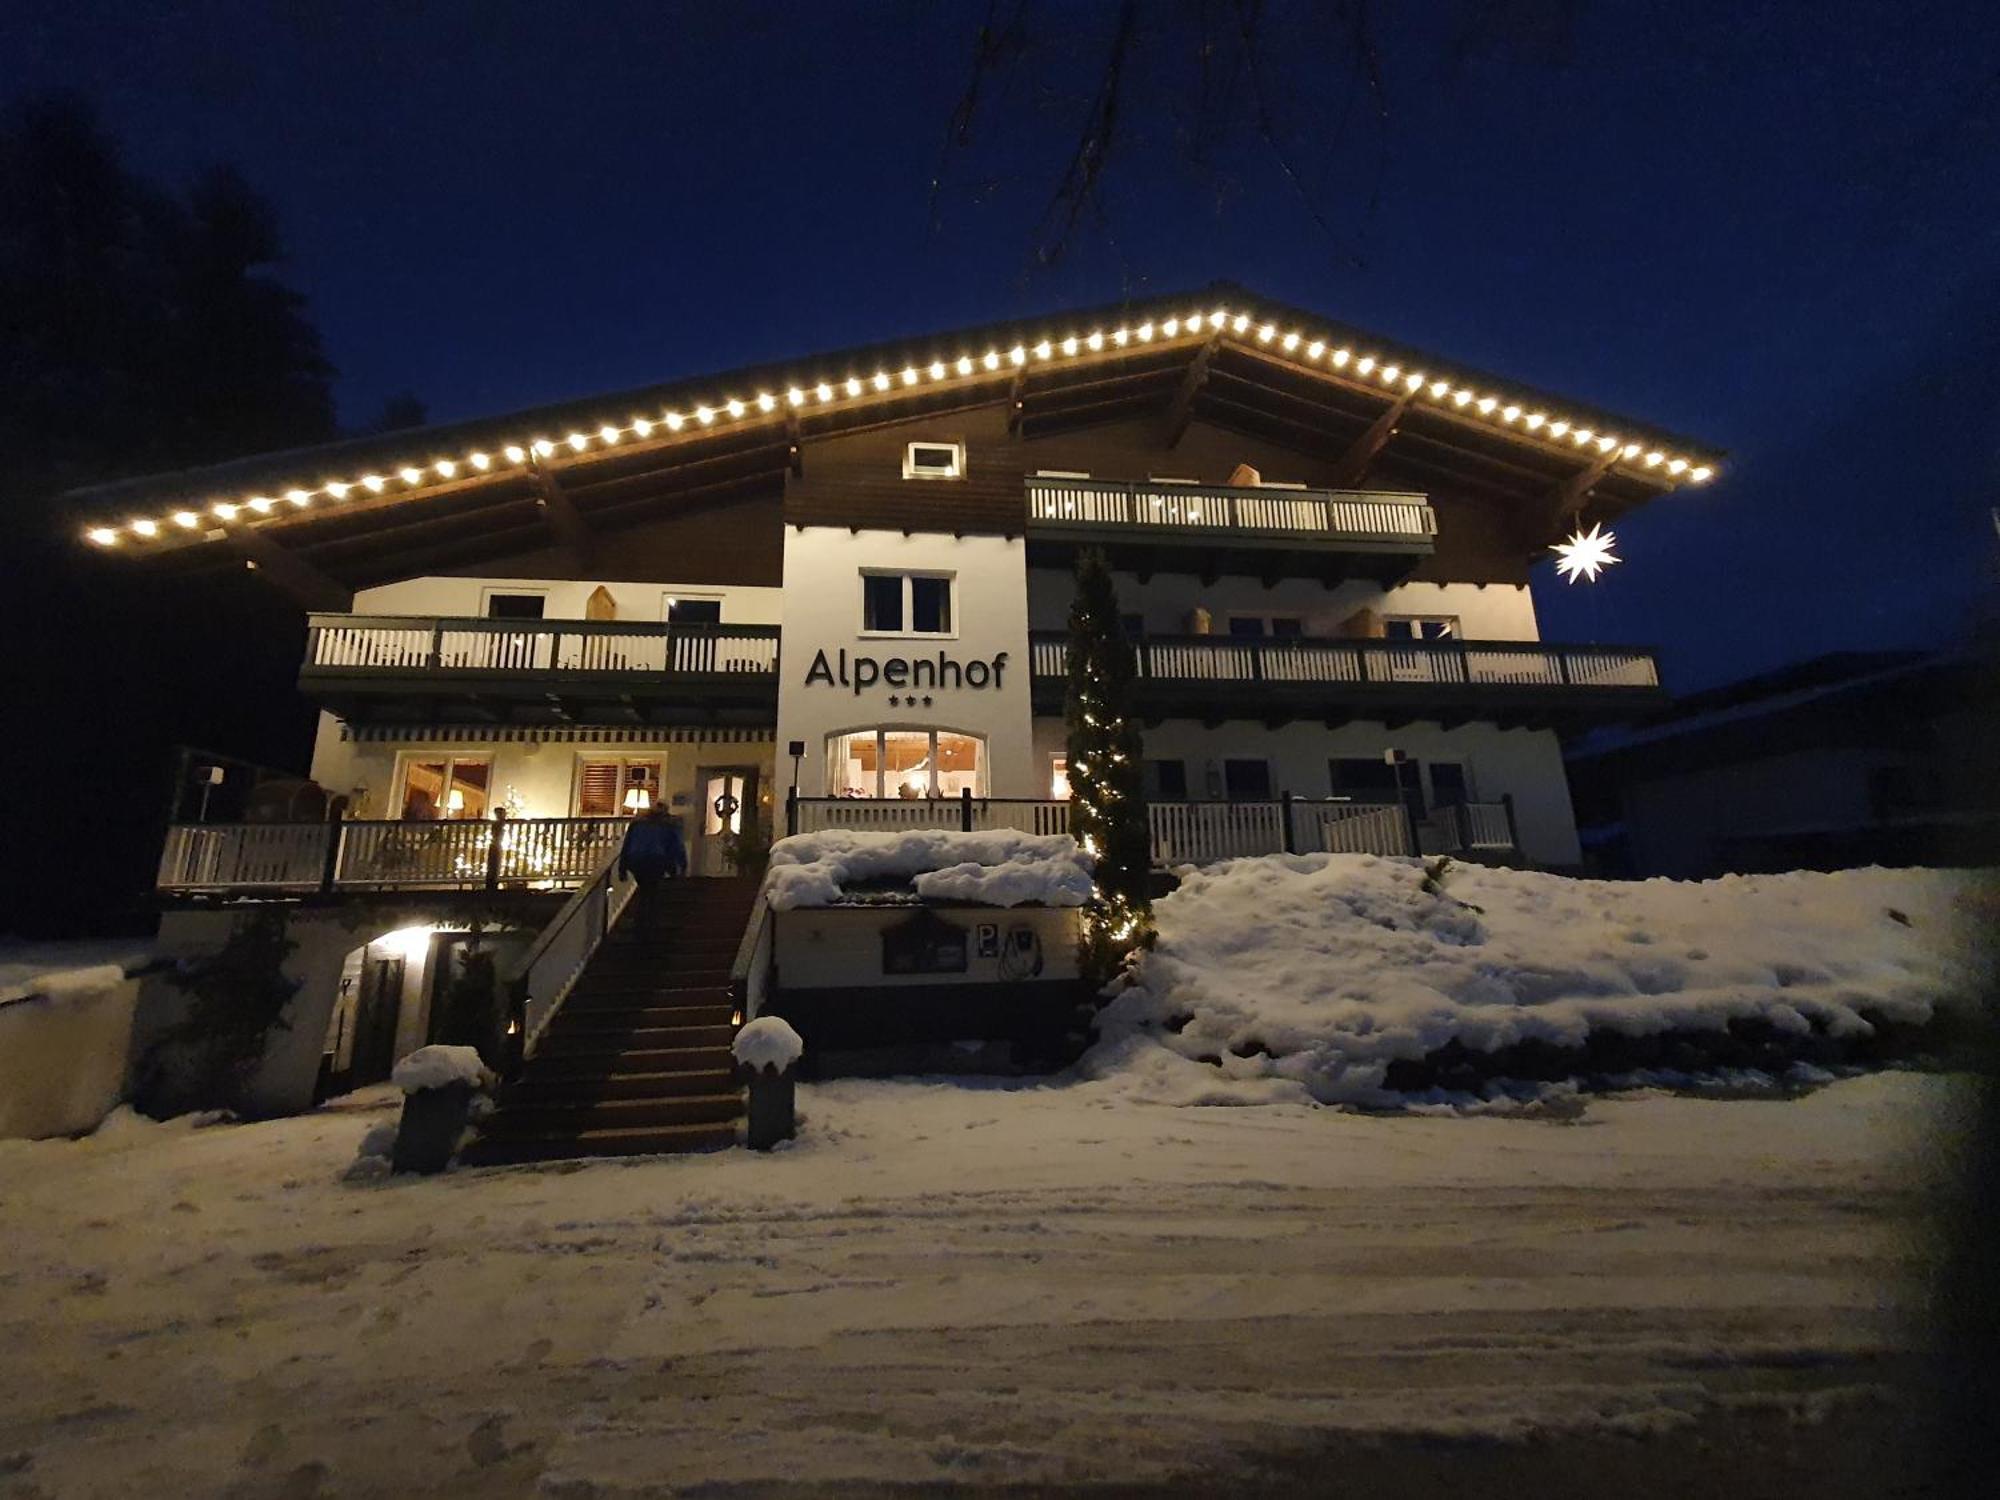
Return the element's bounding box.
[902,440,964,480]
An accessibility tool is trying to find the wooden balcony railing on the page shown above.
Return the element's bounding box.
[1028,632,1659,695]
[301,615,781,682]
[1025,476,1435,545]
[156,816,631,895]
[783,792,1477,866]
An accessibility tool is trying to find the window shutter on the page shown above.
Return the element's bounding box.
[577,762,621,816]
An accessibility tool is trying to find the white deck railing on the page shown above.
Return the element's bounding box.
[1027,633,1658,692]
[1026,477,1435,542]
[157,816,631,894]
[303,616,780,680]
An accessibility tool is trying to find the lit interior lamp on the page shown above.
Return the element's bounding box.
[622,786,652,813]
[444,789,466,816]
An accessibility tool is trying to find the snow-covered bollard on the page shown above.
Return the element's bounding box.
[388,1045,496,1175]
[732,1016,803,1151]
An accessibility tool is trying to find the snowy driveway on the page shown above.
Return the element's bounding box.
[0,1073,1962,1497]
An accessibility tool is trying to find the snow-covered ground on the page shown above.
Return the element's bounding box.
[1093,858,1984,1105]
[0,1069,1969,1496]
[766,828,1094,909]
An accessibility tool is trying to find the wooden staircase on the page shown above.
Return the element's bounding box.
[463,876,761,1164]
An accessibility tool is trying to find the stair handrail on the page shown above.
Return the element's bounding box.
[504,836,635,1074]
[727,876,777,1024]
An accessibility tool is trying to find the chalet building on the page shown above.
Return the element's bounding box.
[73,285,1719,1130]
[1566,647,2000,878]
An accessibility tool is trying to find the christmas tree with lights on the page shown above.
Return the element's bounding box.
[1064,547,1152,980]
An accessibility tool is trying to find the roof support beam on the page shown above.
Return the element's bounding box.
[1005,365,1028,434]
[528,458,593,568]
[1537,449,1620,536]
[1325,392,1414,489]
[1161,331,1222,448]
[221,525,350,613]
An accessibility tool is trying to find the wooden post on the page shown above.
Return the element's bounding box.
[1502,793,1520,851]
[1281,791,1297,854]
[319,818,343,895]
[786,785,798,837]
[484,808,507,891]
[960,786,974,832]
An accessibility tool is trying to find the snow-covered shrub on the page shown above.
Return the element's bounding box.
[1088,855,1985,1106]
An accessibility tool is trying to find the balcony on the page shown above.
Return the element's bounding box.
[1023,476,1435,583]
[299,614,780,726]
[1028,631,1661,731]
[785,793,1514,865]
[157,816,630,897]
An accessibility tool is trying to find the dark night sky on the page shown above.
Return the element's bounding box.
[7,0,1998,691]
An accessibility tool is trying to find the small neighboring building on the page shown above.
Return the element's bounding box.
[1565,647,2000,878]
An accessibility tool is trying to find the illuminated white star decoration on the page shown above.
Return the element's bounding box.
[1552,522,1621,584]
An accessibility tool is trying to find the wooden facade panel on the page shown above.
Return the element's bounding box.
[423,493,785,586]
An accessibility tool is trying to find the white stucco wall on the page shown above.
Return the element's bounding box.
[1031,715,1581,866]
[1026,570,1540,640]
[777,528,1036,799]
[351,575,784,624]
[774,906,1080,988]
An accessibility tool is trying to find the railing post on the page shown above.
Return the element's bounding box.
[960,786,974,832]
[1502,792,1520,851]
[319,818,342,894]
[786,784,799,837]
[1455,802,1471,853]
[485,808,507,892]
[429,618,445,670]
[1281,790,1296,854]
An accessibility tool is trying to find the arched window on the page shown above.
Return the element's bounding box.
[827,728,985,799]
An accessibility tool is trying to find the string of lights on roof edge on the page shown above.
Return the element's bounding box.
[81,304,1718,548]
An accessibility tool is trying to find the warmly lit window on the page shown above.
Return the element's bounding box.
[826,729,985,798]
[575,758,664,816]
[902,440,965,480]
[1383,616,1457,641]
[400,757,491,819]
[1050,756,1071,800]
[862,572,953,634]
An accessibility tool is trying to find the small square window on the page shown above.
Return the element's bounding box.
[903,441,964,480]
[862,572,954,635]
[485,592,545,620]
[666,597,722,625]
[1224,760,1272,800]
[1144,759,1188,800]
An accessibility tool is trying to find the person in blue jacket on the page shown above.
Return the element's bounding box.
[618,805,688,924]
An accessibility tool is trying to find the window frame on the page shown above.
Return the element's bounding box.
[394,753,495,820]
[572,755,667,817]
[825,727,987,799]
[858,569,958,639]
[481,587,549,620]
[1225,612,1307,638]
[1381,615,1460,641]
[662,593,724,625]
[1222,758,1273,802]
[902,439,966,481]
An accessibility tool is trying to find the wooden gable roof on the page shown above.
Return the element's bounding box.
[68,281,1722,592]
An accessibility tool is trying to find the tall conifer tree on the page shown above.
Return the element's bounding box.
[1064,548,1152,978]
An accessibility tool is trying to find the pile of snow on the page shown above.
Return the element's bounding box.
[766,829,1093,910]
[1,942,158,1141]
[1089,855,1986,1106]
[733,1015,804,1073]
[390,1044,494,1094]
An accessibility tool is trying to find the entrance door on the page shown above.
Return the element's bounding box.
[694,766,758,876]
[350,954,405,1085]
